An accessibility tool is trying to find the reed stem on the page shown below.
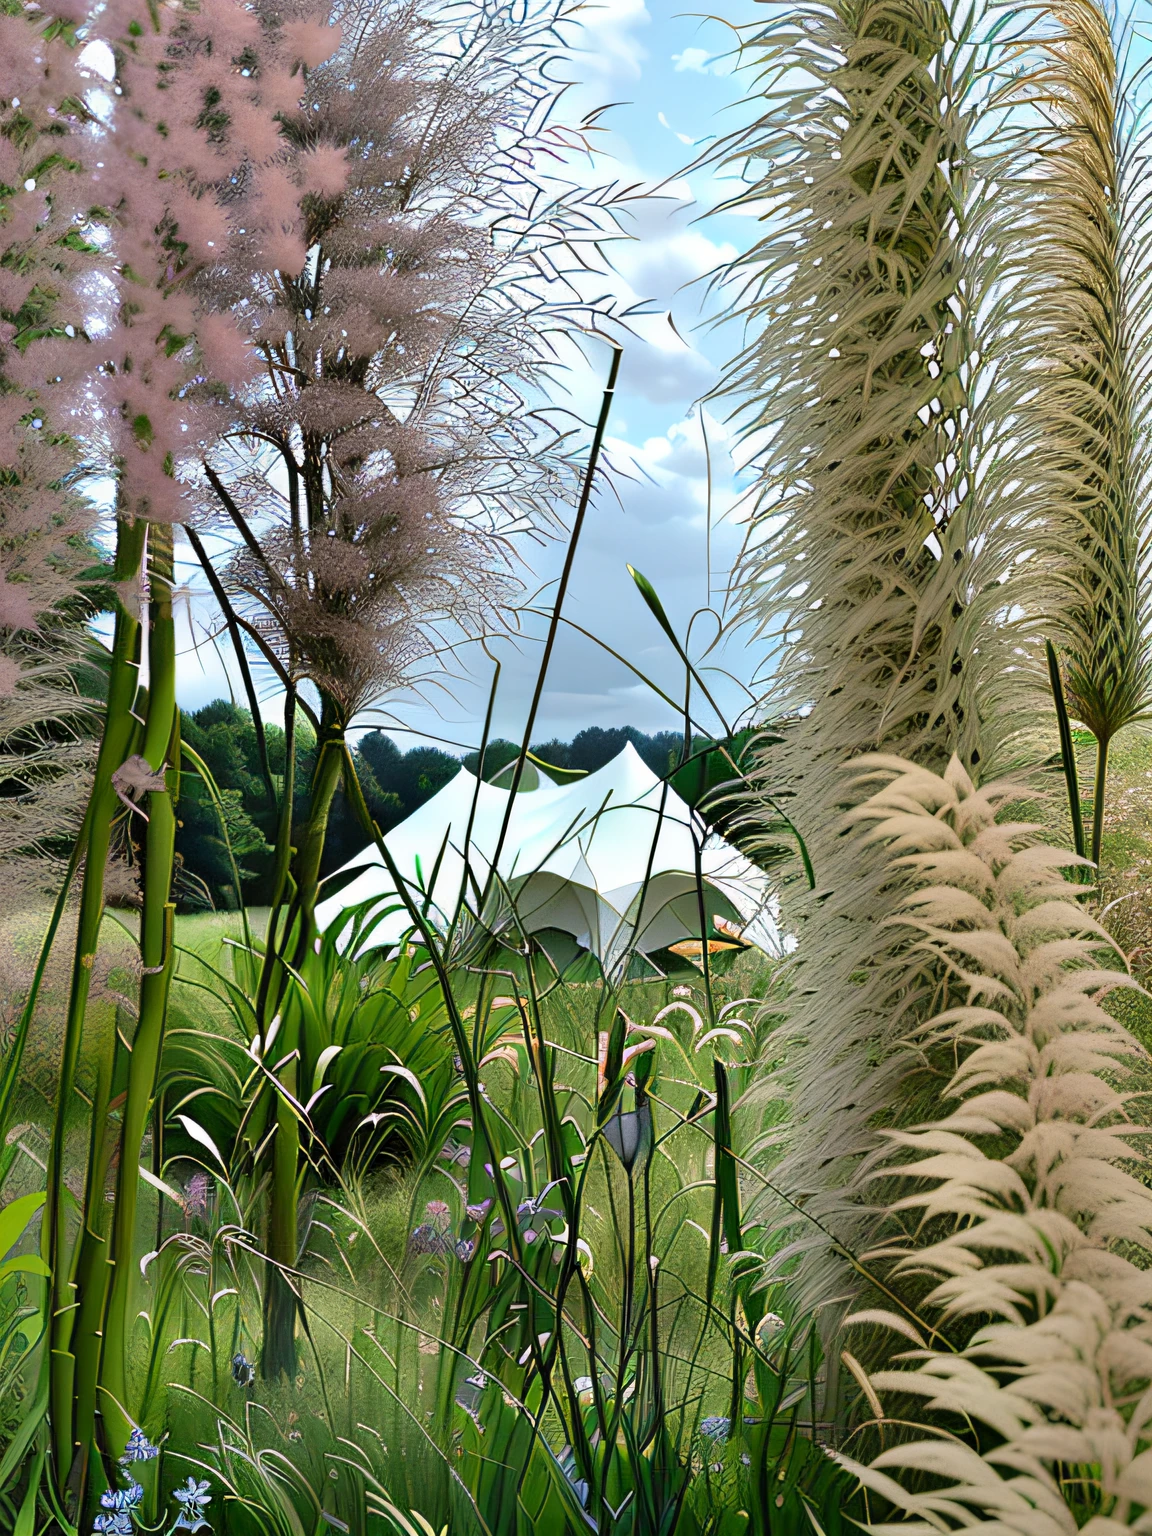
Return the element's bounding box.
[45,513,146,1492]
[97,523,179,1458]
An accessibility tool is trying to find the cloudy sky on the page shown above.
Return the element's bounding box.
[172,0,768,756]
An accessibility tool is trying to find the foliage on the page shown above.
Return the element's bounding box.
[196,0,618,730]
[162,900,456,1180]
[467,727,702,784]
[175,707,763,908]
[9,0,1152,1530]
[95,927,864,1536]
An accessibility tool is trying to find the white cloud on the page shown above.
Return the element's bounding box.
[671,43,734,75]
[672,46,712,73]
[574,0,650,86]
[618,342,715,405]
[78,40,116,81]
[613,198,736,302]
[600,412,739,533]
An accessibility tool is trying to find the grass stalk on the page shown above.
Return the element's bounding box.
[45,513,147,1492]
[96,522,180,1458]
[260,715,345,1380]
[1092,730,1111,871]
[1046,640,1087,865]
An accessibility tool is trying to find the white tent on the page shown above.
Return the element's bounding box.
[316,744,780,969]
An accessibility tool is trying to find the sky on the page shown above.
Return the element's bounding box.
[171,0,768,757]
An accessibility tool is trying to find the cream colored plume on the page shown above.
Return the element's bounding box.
[835,754,1152,1530]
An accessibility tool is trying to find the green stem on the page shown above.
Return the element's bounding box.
[1092,731,1110,872]
[46,514,146,1491]
[97,523,179,1456]
[253,685,297,1030]
[261,713,344,1380]
[290,714,346,963]
[1046,640,1087,866]
[69,1016,120,1515]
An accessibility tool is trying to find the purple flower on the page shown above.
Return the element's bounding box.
[120,1426,158,1464]
[93,1516,133,1536]
[465,1199,491,1223]
[184,1172,210,1223]
[101,1482,143,1512]
[455,1239,475,1261]
[173,1475,212,1532]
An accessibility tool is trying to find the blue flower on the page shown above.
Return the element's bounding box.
[101,1481,144,1511]
[120,1427,158,1464]
[173,1476,212,1532]
[231,1352,255,1387]
[700,1415,730,1443]
[92,1515,133,1536]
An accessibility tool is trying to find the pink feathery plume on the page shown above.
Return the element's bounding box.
[281,18,343,70]
[0,137,20,187]
[0,655,22,699]
[299,143,349,200]
[0,579,39,632]
[197,312,259,392]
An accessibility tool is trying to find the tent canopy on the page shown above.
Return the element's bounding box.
[316,744,779,968]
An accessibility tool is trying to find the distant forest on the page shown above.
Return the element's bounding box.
[175,702,712,909]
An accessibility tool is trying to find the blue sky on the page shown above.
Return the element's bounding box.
[173,0,767,755]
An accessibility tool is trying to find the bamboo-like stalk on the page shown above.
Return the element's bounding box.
[68,1017,120,1512]
[1091,732,1111,871]
[96,522,179,1457]
[289,717,346,966]
[45,513,146,1489]
[260,713,345,1380]
[252,684,298,1032]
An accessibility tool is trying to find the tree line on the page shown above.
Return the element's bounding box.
[174,704,712,908]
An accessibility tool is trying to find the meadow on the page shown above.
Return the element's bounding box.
[7,0,1152,1528]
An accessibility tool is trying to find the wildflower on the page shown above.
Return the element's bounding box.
[184,1172,210,1224]
[425,1200,451,1230]
[231,1352,255,1387]
[93,1515,133,1535]
[673,985,693,998]
[120,1426,159,1465]
[465,1199,491,1223]
[455,1239,475,1261]
[700,1416,730,1443]
[172,1476,212,1532]
[101,1483,144,1513]
[409,1224,448,1255]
